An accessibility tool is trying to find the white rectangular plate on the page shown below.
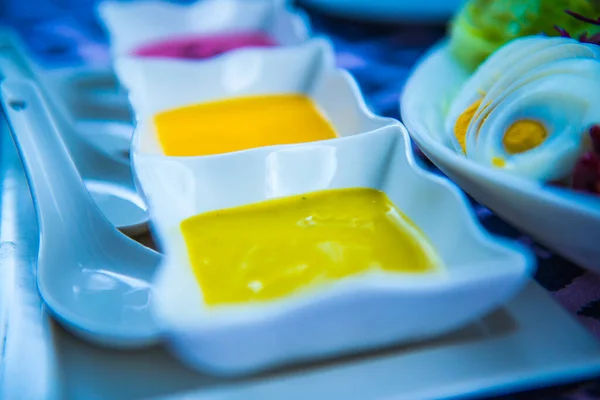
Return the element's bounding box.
[2,114,600,400]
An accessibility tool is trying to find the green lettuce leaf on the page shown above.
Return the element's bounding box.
[449,0,600,71]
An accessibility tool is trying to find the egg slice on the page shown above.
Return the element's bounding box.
[446,37,600,155]
[445,36,566,152]
[470,58,600,181]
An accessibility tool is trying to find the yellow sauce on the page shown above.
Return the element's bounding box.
[154,94,337,156]
[180,188,441,306]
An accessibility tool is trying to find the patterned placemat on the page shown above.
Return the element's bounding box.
[3,3,600,398]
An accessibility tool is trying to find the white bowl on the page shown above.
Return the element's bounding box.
[124,39,534,375]
[401,42,600,272]
[96,0,311,59]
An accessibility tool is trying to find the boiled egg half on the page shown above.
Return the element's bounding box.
[445,36,600,182]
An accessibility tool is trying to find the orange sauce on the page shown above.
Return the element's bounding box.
[154,94,337,156]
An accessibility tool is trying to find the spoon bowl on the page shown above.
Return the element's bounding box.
[1,78,161,348]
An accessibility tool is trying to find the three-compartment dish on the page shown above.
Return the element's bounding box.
[92,0,535,375]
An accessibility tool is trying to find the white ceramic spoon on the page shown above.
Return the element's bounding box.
[1,78,161,348]
[0,29,148,235]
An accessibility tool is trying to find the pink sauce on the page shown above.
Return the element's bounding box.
[132,31,278,60]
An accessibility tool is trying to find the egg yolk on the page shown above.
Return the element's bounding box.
[503,119,547,154]
[491,157,506,168]
[180,188,441,306]
[154,94,337,157]
[454,99,482,153]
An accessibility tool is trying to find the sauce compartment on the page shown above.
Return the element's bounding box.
[134,127,532,376]
[97,0,310,61]
[120,39,391,159]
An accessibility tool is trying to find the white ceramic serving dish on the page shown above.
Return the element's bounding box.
[401,41,600,273]
[299,0,466,22]
[120,38,534,375]
[2,120,599,399]
[96,0,311,59]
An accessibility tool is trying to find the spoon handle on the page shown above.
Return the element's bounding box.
[1,79,107,243]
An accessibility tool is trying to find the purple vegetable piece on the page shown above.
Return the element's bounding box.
[590,125,600,154]
[572,151,600,194]
[555,9,600,45]
[565,10,600,26]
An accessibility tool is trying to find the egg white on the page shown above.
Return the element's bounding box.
[445,36,567,151]
[446,37,600,154]
[469,59,600,181]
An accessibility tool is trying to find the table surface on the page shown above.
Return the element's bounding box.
[2,3,600,399]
